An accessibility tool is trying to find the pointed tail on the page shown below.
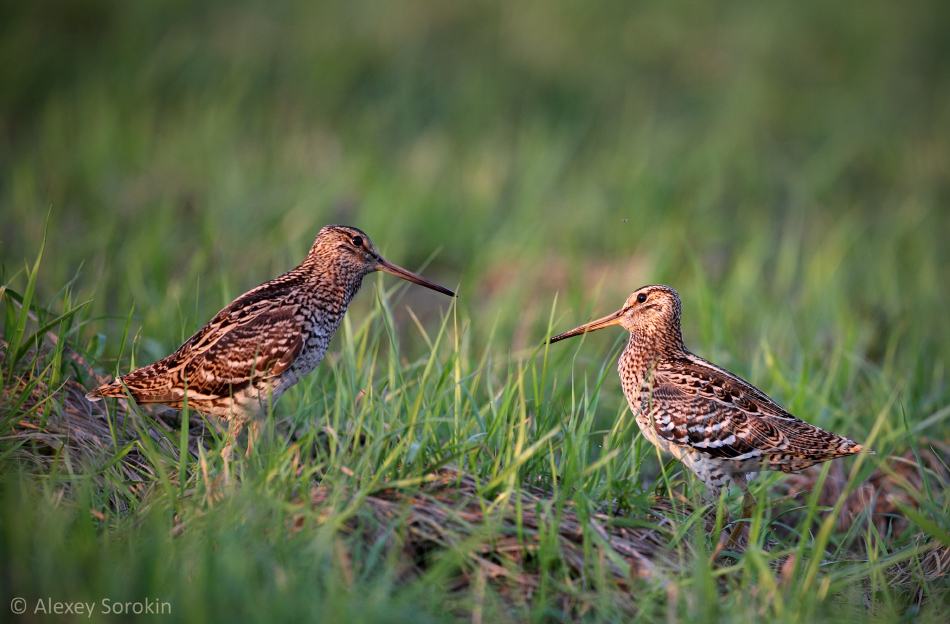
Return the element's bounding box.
[848,442,875,456]
[85,379,126,402]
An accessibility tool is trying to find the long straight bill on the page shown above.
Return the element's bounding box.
[376,256,456,297]
[548,308,625,344]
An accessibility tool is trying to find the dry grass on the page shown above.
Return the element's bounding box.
[5,323,948,619]
[306,466,685,616]
[2,327,215,510]
[780,448,950,539]
[4,324,687,616]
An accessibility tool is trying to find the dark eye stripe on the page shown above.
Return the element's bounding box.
[352,236,363,247]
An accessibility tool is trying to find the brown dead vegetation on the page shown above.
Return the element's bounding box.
[2,321,947,615]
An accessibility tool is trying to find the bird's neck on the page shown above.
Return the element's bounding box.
[618,327,686,392]
[300,257,366,311]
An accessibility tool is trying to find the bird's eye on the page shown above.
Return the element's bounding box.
[352,236,363,247]
[637,293,647,303]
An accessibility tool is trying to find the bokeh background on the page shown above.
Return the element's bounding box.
[1,0,948,416]
[3,2,950,621]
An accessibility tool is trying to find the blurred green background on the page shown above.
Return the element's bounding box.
[1,0,948,414]
[3,2,950,621]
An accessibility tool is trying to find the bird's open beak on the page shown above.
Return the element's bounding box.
[548,308,625,343]
[376,256,456,297]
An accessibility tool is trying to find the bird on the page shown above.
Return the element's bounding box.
[86,225,455,476]
[548,284,870,546]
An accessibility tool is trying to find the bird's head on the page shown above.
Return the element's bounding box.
[310,225,455,296]
[548,284,683,349]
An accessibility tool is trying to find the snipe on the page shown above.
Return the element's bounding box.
[549,284,870,547]
[87,225,455,476]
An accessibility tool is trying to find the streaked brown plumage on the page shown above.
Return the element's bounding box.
[86,225,455,472]
[549,285,870,543]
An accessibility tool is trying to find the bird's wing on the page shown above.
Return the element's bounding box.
[122,295,303,402]
[646,355,860,468]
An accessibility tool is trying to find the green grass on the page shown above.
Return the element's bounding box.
[2,0,949,621]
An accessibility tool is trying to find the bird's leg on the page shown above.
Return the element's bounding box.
[221,443,232,485]
[722,492,755,549]
[723,479,756,551]
[246,420,262,458]
[222,418,245,484]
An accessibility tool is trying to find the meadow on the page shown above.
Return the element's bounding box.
[1,0,949,621]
